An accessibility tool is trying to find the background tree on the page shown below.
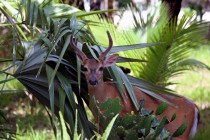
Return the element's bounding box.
[162,0,182,22]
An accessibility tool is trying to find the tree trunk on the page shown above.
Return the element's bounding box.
[162,0,182,23]
[104,0,115,20]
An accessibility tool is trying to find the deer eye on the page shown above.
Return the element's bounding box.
[81,66,88,72]
[98,67,103,71]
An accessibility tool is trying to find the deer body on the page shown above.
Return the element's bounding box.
[88,80,198,140]
[70,32,199,140]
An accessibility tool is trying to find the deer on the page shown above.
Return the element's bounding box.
[70,31,199,140]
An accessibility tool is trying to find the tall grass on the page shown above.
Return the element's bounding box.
[16,126,55,140]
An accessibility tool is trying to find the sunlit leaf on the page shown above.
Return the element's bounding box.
[101,114,119,140]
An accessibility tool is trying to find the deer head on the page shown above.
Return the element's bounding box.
[70,31,119,86]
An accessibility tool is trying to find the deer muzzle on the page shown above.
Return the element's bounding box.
[88,75,98,86]
[89,79,98,86]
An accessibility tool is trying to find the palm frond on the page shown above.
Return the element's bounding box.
[14,44,94,138]
[138,13,209,87]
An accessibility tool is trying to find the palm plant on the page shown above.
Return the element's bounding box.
[140,16,209,87]
[116,3,210,87]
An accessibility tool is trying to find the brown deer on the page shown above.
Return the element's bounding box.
[70,32,199,140]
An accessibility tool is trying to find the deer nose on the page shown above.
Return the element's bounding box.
[89,80,98,86]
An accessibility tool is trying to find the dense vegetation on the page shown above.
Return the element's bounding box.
[0,0,210,139]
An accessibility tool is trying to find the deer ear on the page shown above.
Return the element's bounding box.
[103,54,119,67]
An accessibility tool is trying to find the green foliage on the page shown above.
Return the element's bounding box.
[0,74,25,91]
[59,111,71,140]
[170,113,176,122]
[0,4,163,138]
[117,4,210,88]
[16,126,53,140]
[58,109,118,140]
[101,114,119,140]
[92,97,175,140]
[0,92,57,140]
[152,116,168,139]
[138,13,210,87]
[190,87,210,102]
[0,1,208,139]
[172,122,188,137]
[100,98,123,116]
[193,125,210,140]
[173,47,210,105]
[1,12,173,140]
[155,102,167,115]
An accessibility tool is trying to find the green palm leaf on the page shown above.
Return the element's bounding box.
[14,45,94,138]
[137,13,209,87]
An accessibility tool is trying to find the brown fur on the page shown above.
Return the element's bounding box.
[88,81,197,140]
